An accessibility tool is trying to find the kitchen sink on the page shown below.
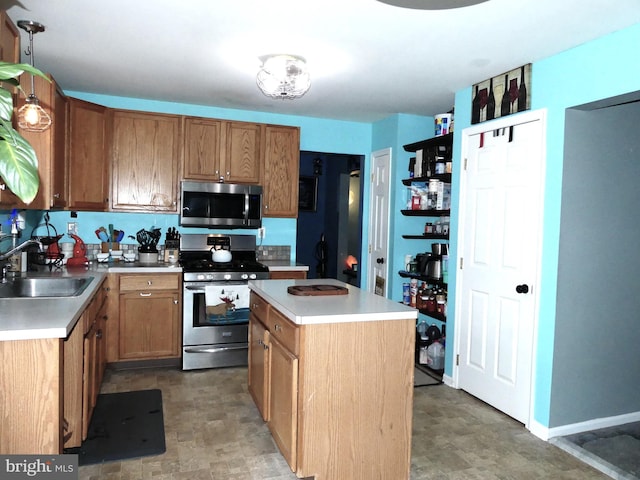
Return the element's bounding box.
[0,276,93,298]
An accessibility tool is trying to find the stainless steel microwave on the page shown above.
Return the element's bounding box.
[179,181,262,229]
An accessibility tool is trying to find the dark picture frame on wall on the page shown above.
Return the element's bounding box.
[471,63,532,124]
[298,176,318,212]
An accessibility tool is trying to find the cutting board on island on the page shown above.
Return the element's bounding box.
[287,284,349,296]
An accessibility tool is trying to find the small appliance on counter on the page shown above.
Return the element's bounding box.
[164,227,180,264]
[66,234,89,267]
[136,228,161,264]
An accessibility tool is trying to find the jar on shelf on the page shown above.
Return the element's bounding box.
[424,222,433,234]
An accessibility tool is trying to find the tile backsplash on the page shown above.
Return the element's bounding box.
[256,245,290,261]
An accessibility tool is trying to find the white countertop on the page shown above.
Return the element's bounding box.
[94,261,182,273]
[260,260,309,272]
[248,278,417,325]
[0,270,107,342]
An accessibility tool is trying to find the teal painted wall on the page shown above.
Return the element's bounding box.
[452,22,640,429]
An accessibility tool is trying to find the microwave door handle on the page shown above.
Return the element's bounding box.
[244,193,249,226]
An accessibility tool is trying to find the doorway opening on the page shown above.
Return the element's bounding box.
[296,151,364,285]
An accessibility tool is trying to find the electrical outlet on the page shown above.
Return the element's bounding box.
[67,222,78,235]
[258,227,265,239]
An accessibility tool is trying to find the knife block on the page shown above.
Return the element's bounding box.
[101,242,119,253]
[163,239,179,263]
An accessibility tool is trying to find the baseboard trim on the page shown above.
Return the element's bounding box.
[542,410,640,440]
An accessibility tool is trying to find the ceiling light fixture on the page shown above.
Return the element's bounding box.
[376,0,489,9]
[16,20,52,132]
[257,54,310,100]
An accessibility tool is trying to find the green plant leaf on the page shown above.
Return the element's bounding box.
[0,88,14,121]
[0,61,49,82]
[0,128,40,204]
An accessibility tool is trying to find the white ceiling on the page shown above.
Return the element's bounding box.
[4,0,640,123]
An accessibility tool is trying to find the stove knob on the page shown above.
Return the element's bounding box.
[197,274,205,281]
[207,274,213,280]
[224,274,231,280]
[249,273,257,280]
[241,273,249,280]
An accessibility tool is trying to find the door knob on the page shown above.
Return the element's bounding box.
[515,284,529,294]
[376,257,384,264]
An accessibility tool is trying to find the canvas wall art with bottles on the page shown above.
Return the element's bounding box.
[471,63,532,124]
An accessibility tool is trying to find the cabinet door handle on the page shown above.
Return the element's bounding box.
[139,292,152,297]
[53,193,60,198]
[147,280,153,286]
[274,324,281,332]
[173,299,178,304]
[96,329,103,339]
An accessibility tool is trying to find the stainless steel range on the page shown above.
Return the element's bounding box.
[180,233,269,370]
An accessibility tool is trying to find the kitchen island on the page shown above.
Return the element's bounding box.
[248,279,417,480]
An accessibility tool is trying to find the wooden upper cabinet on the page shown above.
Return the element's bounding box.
[183,117,223,180]
[0,14,23,207]
[67,98,109,211]
[0,11,18,63]
[262,125,300,217]
[3,74,68,210]
[51,83,69,209]
[224,121,261,184]
[183,117,260,184]
[111,110,182,212]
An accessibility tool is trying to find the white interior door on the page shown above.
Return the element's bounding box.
[367,148,391,296]
[456,110,545,425]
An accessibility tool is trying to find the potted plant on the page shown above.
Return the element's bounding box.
[0,61,49,204]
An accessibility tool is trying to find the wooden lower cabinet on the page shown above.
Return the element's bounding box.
[0,277,107,454]
[248,291,414,480]
[115,273,182,361]
[248,313,269,420]
[65,278,109,448]
[268,334,299,470]
[268,269,307,280]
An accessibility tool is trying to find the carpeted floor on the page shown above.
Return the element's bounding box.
[551,421,640,480]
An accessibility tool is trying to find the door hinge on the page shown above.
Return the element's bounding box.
[464,157,468,170]
[456,354,460,366]
[460,257,463,269]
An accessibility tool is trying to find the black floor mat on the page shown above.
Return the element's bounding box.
[65,389,166,465]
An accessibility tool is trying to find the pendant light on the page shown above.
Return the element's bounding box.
[16,20,52,132]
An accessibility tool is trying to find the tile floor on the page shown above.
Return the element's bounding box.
[79,366,608,480]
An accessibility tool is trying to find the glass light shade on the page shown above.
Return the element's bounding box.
[257,54,310,99]
[17,94,52,132]
[376,0,489,8]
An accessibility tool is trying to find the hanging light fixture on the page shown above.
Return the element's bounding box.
[256,54,310,100]
[376,0,489,9]
[16,20,52,132]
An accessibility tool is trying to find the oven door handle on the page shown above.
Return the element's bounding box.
[184,286,207,293]
[184,345,247,354]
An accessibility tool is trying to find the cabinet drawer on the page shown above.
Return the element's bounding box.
[268,308,299,356]
[250,292,270,324]
[119,274,180,292]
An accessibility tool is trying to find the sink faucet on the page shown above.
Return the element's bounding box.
[0,238,43,283]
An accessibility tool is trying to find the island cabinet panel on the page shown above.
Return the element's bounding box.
[0,338,63,454]
[111,110,182,212]
[249,290,415,480]
[269,334,299,472]
[248,314,270,420]
[296,319,414,480]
